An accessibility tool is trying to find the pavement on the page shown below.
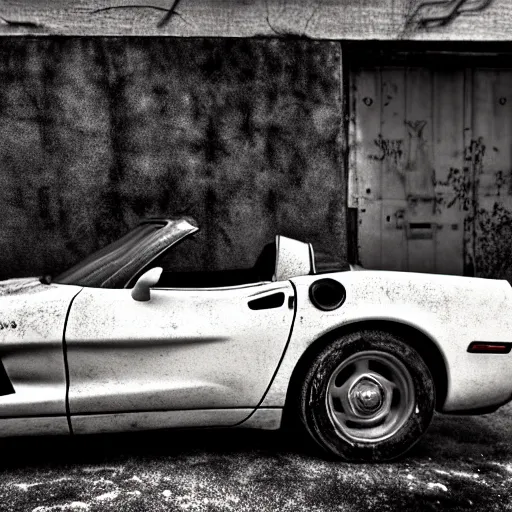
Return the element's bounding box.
[0,403,511,512]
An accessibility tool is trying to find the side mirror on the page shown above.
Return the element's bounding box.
[131,267,163,302]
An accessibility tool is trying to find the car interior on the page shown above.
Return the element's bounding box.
[150,242,278,289]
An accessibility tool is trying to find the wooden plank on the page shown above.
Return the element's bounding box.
[477,69,512,197]
[357,198,382,270]
[380,199,408,271]
[1,0,512,40]
[380,68,406,201]
[347,64,359,208]
[433,207,465,276]
[462,67,476,275]
[402,67,436,273]
[379,68,407,271]
[493,69,512,199]
[406,202,437,274]
[352,68,382,202]
[351,67,383,269]
[473,68,499,195]
[432,68,465,275]
[403,66,434,202]
[433,69,465,195]
[471,67,495,277]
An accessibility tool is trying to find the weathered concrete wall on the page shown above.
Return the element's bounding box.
[0,38,345,280]
[0,0,507,41]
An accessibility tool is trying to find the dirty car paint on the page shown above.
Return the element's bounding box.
[261,270,512,413]
[64,281,295,430]
[0,279,81,432]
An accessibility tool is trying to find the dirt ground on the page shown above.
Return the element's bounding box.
[0,404,511,512]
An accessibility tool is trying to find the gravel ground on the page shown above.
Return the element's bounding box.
[0,404,511,512]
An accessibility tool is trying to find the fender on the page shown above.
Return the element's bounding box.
[260,270,512,413]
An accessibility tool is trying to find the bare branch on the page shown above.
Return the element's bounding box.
[405,0,494,30]
[303,0,322,36]
[90,5,169,15]
[157,0,182,27]
[90,2,191,28]
[264,0,312,37]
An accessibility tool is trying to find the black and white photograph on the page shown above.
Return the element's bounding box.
[0,1,511,510]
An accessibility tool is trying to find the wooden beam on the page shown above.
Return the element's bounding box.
[0,0,511,40]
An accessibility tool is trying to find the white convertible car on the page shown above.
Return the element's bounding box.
[0,217,511,461]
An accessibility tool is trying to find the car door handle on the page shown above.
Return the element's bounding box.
[248,292,285,310]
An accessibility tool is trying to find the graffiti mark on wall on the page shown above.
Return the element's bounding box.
[433,138,490,210]
[464,137,486,173]
[381,131,512,279]
[365,121,512,278]
[369,135,403,165]
[369,120,436,201]
[434,136,512,280]
[435,167,472,211]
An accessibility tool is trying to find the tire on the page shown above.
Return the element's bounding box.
[298,329,435,462]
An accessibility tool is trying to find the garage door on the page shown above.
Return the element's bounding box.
[349,64,512,280]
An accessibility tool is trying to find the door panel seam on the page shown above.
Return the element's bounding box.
[62,288,83,435]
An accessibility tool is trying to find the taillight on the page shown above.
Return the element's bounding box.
[467,342,512,354]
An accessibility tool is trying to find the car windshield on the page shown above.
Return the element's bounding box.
[53,219,198,288]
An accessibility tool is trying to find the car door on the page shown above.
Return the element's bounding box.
[64,280,295,432]
[0,281,82,436]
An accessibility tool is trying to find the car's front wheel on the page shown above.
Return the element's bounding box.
[298,330,435,461]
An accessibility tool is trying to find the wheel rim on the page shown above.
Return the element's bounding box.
[325,350,415,443]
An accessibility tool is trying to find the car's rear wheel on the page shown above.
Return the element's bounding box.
[298,330,435,461]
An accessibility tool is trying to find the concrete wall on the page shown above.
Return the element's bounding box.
[0,38,346,280]
[1,0,508,41]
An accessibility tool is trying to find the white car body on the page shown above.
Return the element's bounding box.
[0,217,511,438]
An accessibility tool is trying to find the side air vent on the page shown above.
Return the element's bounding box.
[309,279,346,311]
[248,292,285,311]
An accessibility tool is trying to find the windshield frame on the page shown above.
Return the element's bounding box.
[53,217,199,289]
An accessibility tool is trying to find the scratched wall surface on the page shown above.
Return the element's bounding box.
[351,65,512,281]
[0,0,508,41]
[0,38,345,280]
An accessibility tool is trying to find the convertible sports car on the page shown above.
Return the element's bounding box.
[0,217,511,461]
